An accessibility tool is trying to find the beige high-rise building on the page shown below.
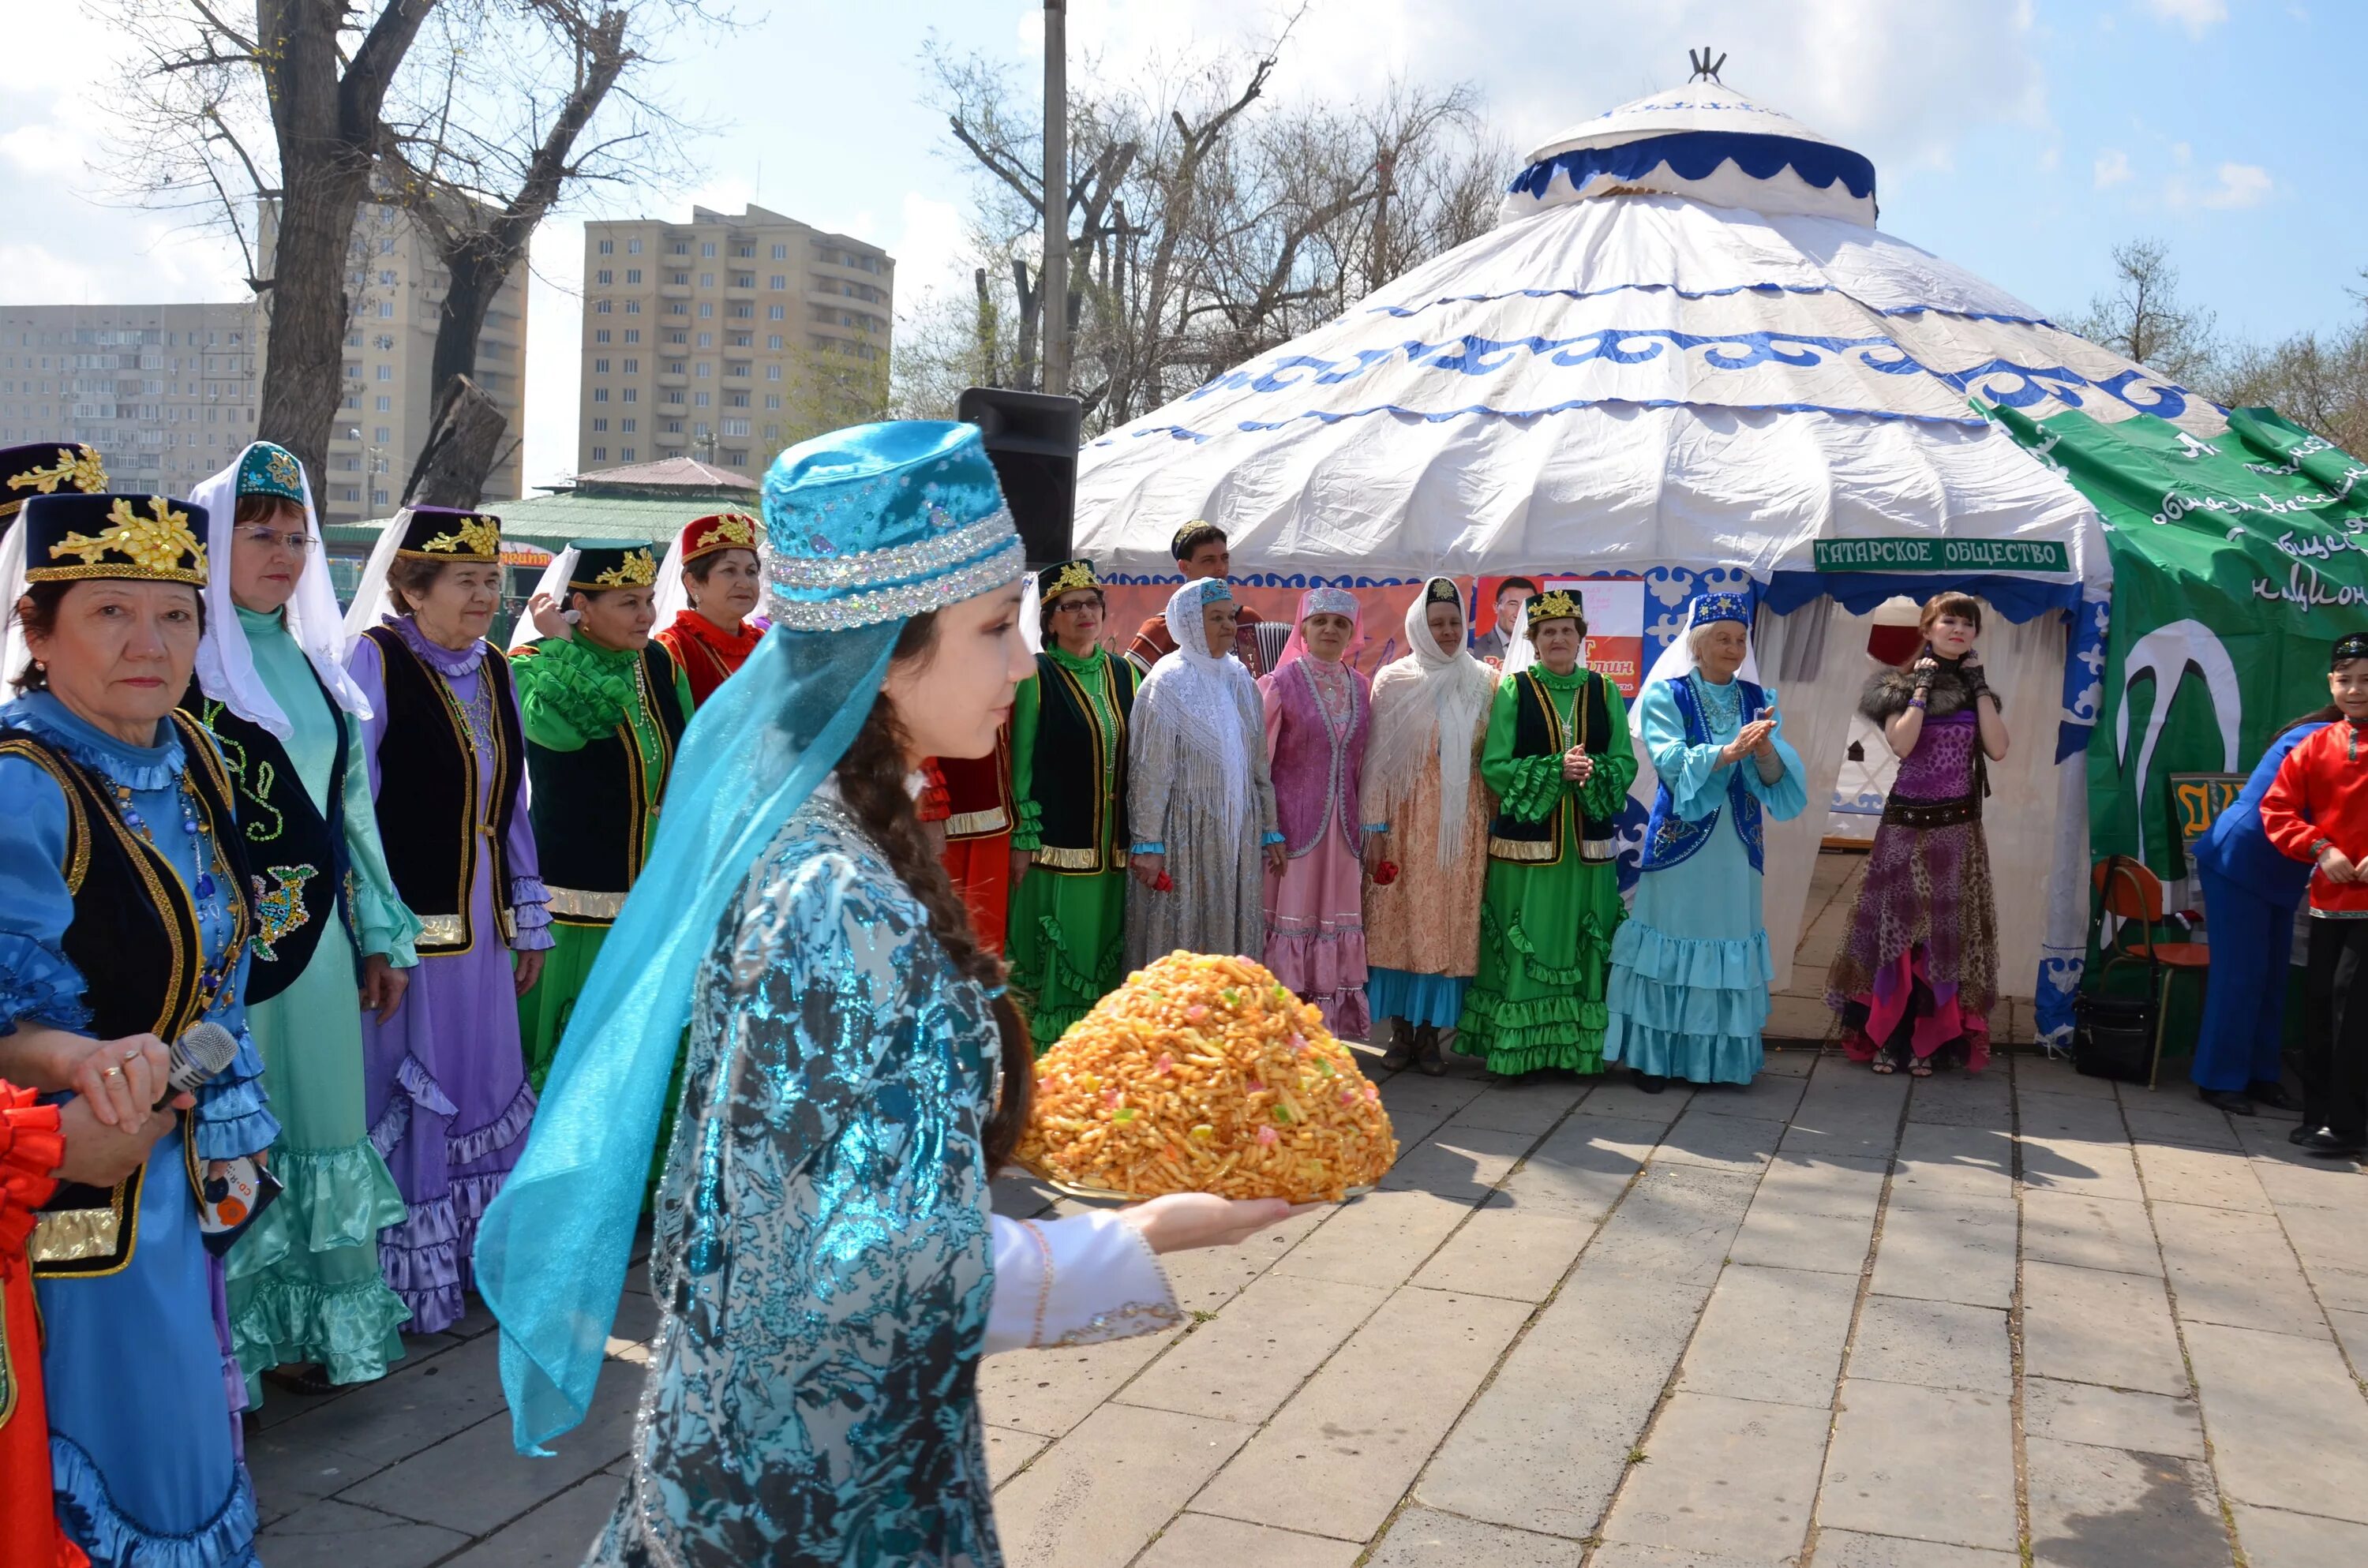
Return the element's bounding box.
[576,204,893,477]
[0,303,261,494]
[268,199,530,523]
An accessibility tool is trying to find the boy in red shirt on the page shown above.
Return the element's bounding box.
[2259,631,2368,1157]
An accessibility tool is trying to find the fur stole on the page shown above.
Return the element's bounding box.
[1860,659,1995,724]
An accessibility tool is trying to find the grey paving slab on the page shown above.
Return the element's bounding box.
[1588,1546,1791,1568]
[1379,1122,1538,1197]
[1598,1391,1827,1562]
[2135,1139,2275,1213]
[1814,1529,2018,1566]
[1579,1075,1699,1125]
[2184,1320,2368,1525]
[2332,1308,2368,1372]
[2152,1201,2332,1340]
[253,1499,471,1568]
[335,1365,636,1536]
[1416,1272,1714,1540]
[2014,1088,2130,1142]
[985,1424,1049,1488]
[976,1308,1185,1439]
[1376,1070,1493,1124]
[2231,1503,2368,1568]
[1819,1379,2017,1551]
[1847,1296,2011,1395]
[1269,1185,1475,1291]
[2123,1104,2245,1151]
[1448,1073,1593,1136]
[1131,1513,1363,1568]
[2249,1153,2368,1212]
[1865,1196,2018,1309]
[992,1404,1253,1568]
[1412,1189,1600,1301]
[438,1476,622,1566]
[1726,1202,1878,1275]
[2277,1203,2368,1313]
[1760,1049,1820,1076]
[1580,1163,1762,1288]
[991,1172,1061,1218]
[2016,1136,2145,1201]
[1507,1113,1655,1214]
[1193,1286,1531,1542]
[2015,1057,2119,1099]
[1747,1152,1890,1219]
[2023,1376,2206,1460]
[1676,1265,1858,1408]
[2021,1259,2191,1395]
[1116,1270,1389,1425]
[2019,1188,2164,1277]
[1890,1125,2014,1206]
[1364,1506,1588,1566]
[1905,1063,2016,1120]
[1653,1106,1783,1174]
[2024,1437,2231,1568]
[1684,1068,1808,1122]
[258,1332,514,1478]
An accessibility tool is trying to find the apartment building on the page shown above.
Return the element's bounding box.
[272,200,530,523]
[576,204,893,475]
[0,303,260,495]
[0,203,529,524]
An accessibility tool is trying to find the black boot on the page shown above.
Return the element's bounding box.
[1376,1019,1414,1072]
[1630,1066,1669,1095]
[1414,1024,1448,1076]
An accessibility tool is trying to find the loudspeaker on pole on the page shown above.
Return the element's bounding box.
[958,387,1081,570]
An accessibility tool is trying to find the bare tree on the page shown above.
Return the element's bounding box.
[920,21,1501,433]
[2067,238,2222,388]
[2215,275,2368,456]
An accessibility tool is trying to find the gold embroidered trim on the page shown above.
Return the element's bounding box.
[36,495,205,578]
[416,913,468,948]
[413,515,501,558]
[687,513,758,556]
[6,444,106,496]
[547,885,628,919]
[31,1203,122,1265]
[1488,834,1561,863]
[581,548,658,589]
[944,805,1009,838]
[1031,844,1100,870]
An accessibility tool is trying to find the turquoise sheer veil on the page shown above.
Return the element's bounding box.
[475,421,1024,1454]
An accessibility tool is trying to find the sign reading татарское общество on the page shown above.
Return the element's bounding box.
[1811,537,2071,574]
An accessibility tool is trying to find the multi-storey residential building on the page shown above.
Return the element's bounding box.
[575,204,893,476]
[271,199,530,523]
[0,303,260,495]
[0,201,529,523]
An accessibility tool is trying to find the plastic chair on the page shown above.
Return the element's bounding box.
[2089,855,2213,1089]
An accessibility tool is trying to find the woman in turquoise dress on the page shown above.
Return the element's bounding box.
[1604,592,1808,1091]
[0,486,276,1565]
[1456,589,1637,1076]
[1008,557,1140,1044]
[187,441,418,1401]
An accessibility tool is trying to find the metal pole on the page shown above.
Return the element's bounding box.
[1041,0,1070,395]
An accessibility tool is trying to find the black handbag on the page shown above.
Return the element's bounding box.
[2074,990,2158,1083]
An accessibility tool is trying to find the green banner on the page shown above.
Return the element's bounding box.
[1990,404,2368,880]
[1812,537,2071,574]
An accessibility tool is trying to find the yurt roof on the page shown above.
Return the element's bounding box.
[1072,78,2225,596]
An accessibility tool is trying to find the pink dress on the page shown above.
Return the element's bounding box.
[1260,657,1373,1036]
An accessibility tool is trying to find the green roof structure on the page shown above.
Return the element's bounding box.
[324,457,760,554]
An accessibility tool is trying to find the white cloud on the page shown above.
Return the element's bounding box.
[2142,0,2229,36]
[2200,160,2273,208]
[890,192,972,298]
[2093,148,2133,188]
[2038,145,2060,173]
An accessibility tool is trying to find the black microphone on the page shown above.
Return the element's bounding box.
[155,1020,240,1110]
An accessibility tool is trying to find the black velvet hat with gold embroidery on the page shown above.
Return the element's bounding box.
[568,541,659,593]
[394,505,503,562]
[1040,557,1103,598]
[21,491,210,586]
[1,442,108,526]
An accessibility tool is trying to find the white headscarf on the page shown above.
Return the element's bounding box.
[341,507,414,639]
[650,533,693,626]
[1630,593,1763,738]
[507,547,581,654]
[1018,569,1043,655]
[1365,578,1497,864]
[1138,577,1253,840]
[190,443,372,734]
[1499,598,1538,678]
[0,519,30,689]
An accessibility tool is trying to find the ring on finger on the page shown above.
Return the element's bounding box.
[102,1065,124,1080]
[123,1046,144,1061]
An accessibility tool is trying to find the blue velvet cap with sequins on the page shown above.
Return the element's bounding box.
[760,420,1024,631]
[1691,590,1751,627]
[236,442,307,505]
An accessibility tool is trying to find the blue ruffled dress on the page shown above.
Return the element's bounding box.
[1603,676,1808,1086]
[0,692,276,1567]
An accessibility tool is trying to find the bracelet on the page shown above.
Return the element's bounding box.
[1909,696,1928,711]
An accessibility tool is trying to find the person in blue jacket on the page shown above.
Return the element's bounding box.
[2190,705,2340,1113]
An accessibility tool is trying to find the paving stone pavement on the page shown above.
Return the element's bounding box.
[245,1047,2368,1566]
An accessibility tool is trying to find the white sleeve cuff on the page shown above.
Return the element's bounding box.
[985,1209,1182,1355]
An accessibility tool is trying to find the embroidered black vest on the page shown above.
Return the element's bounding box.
[1639,677,1768,875]
[179,664,352,1005]
[363,626,521,955]
[2,715,253,1278]
[1029,651,1136,874]
[1487,668,1617,865]
[525,641,686,923]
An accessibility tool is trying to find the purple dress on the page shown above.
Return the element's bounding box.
[1259,657,1373,1036]
[348,618,553,1333]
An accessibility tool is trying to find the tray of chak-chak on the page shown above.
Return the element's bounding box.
[1017,952,1396,1203]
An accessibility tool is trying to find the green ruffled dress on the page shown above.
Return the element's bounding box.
[223,605,420,1403]
[1456,666,1636,1075]
[512,634,691,1091]
[1006,646,1137,1045]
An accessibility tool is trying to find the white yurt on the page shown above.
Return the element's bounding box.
[1072,74,2233,1042]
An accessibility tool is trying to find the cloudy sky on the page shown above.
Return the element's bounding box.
[4,1,2353,490]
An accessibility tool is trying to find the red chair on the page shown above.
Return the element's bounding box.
[2090,855,2213,1089]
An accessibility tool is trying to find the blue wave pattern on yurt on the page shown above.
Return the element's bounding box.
[1508,130,1877,204]
[1369,283,2059,328]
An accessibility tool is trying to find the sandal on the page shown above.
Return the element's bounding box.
[1909,1056,1935,1079]
[1870,1058,1897,1075]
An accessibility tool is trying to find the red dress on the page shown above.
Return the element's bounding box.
[2,1083,84,1568]
[653,610,764,709]
[935,732,1016,953]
